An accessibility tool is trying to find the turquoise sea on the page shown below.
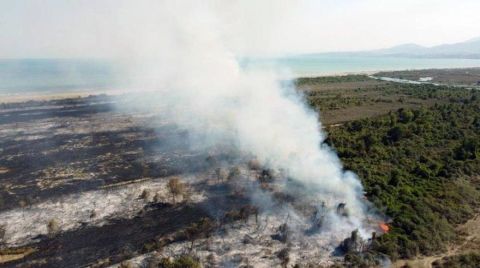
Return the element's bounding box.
[1,56,480,95]
[243,54,480,77]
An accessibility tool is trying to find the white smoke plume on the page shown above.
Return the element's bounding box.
[112,0,372,243]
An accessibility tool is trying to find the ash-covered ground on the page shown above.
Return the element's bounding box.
[0,95,383,267]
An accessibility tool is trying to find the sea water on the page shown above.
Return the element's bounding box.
[1,56,480,96]
[0,59,120,96]
[243,54,480,77]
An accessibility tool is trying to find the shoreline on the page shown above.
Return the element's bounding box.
[0,88,126,104]
[289,66,480,78]
[1,66,479,104]
[288,70,377,78]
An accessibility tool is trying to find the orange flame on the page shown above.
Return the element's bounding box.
[379,223,390,233]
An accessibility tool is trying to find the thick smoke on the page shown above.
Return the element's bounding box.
[114,1,370,237]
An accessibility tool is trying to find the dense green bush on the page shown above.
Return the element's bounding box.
[319,90,480,260]
[296,74,373,85]
[156,255,201,268]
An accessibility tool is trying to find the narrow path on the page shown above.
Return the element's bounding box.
[393,214,480,268]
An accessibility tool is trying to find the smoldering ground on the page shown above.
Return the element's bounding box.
[108,1,380,264]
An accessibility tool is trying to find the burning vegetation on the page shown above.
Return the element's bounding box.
[379,223,390,234]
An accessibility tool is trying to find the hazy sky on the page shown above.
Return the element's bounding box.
[1,0,479,58]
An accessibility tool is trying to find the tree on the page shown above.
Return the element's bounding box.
[399,108,414,123]
[183,218,215,249]
[227,166,241,181]
[47,219,60,237]
[386,125,410,143]
[215,167,227,182]
[0,224,6,244]
[167,177,185,204]
[362,134,378,152]
[140,189,152,201]
[277,248,290,268]
[157,255,201,268]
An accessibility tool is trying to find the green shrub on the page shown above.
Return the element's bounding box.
[322,95,480,259]
[157,255,201,268]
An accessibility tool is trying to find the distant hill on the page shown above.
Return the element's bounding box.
[319,36,480,59]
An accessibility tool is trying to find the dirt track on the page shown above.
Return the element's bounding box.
[393,213,480,268]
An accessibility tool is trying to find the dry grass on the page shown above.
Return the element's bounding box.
[0,167,9,174]
[297,76,442,125]
[0,247,36,264]
[320,99,435,125]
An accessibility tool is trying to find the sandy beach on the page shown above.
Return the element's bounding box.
[0,88,127,104]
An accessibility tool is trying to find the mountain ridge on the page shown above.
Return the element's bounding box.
[306,36,480,59]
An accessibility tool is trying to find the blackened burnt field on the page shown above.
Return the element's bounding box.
[0,96,207,210]
[3,94,357,268]
[0,95,253,267]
